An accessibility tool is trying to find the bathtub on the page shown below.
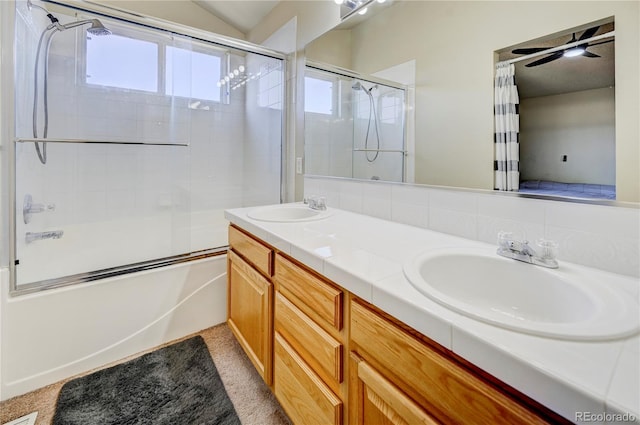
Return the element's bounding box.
[1,211,230,400]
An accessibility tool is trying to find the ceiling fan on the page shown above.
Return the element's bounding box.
[512,26,613,68]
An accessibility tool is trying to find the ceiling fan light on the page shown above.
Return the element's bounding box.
[564,47,585,58]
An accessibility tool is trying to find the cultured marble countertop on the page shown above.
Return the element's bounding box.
[225,204,640,424]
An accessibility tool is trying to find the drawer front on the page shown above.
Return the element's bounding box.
[275,291,343,389]
[229,225,273,276]
[274,333,343,425]
[275,254,343,331]
[350,300,548,425]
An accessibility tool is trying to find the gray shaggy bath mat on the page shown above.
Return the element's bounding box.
[52,336,240,425]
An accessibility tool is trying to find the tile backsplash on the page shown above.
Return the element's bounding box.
[304,176,640,278]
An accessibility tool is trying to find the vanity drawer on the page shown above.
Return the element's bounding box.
[229,225,273,277]
[274,332,343,425]
[275,291,343,390]
[275,253,343,332]
[350,300,548,425]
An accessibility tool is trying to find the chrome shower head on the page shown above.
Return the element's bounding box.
[60,19,111,36]
[352,81,364,91]
[86,19,111,36]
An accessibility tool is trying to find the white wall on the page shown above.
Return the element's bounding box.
[520,88,616,185]
[96,0,245,39]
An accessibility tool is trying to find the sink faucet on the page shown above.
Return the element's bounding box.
[304,195,327,211]
[497,232,559,268]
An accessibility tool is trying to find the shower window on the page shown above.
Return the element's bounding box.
[85,26,223,103]
[86,34,159,92]
[304,75,334,115]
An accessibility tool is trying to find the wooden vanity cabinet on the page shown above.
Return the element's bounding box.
[273,253,347,425]
[227,225,274,385]
[226,225,571,425]
[349,299,569,425]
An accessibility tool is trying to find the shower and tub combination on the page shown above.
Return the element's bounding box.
[1,0,286,400]
[304,63,408,182]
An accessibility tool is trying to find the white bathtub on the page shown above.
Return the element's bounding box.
[0,252,228,401]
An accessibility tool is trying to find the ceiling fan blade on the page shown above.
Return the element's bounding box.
[525,51,564,67]
[582,51,601,58]
[579,26,600,41]
[587,39,614,47]
[512,47,550,55]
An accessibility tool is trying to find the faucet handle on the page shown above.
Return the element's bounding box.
[536,239,558,260]
[497,231,513,250]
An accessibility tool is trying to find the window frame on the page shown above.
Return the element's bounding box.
[78,22,226,104]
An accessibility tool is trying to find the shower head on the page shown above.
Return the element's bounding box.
[86,20,111,36]
[352,81,377,92]
[60,19,111,36]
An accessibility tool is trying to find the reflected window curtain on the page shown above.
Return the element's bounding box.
[494,63,520,191]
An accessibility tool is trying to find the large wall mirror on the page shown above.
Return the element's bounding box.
[302,1,639,203]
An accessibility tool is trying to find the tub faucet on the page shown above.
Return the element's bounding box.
[496,231,558,269]
[25,230,64,244]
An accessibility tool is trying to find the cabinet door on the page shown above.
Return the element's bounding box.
[227,250,273,384]
[350,353,439,425]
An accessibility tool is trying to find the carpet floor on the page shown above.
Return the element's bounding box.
[0,324,290,425]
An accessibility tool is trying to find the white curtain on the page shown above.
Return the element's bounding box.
[494,63,520,191]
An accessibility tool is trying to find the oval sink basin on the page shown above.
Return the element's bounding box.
[403,247,639,340]
[248,204,332,222]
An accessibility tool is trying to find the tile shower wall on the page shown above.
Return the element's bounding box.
[304,176,640,278]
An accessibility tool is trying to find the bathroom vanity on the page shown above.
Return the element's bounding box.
[225,205,639,424]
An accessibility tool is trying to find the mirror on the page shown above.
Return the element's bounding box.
[303,1,638,202]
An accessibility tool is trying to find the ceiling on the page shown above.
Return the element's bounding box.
[193,0,280,34]
[498,22,615,99]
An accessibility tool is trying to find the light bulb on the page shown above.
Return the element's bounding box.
[216,82,222,87]
[358,6,368,15]
[228,72,234,78]
[224,76,230,81]
[239,65,245,72]
[234,69,239,76]
[563,47,585,57]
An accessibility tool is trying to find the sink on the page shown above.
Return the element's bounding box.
[247,204,332,222]
[403,247,639,340]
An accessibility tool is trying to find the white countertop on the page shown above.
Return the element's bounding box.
[225,204,640,424]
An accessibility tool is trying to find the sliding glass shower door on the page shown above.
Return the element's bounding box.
[11,0,285,291]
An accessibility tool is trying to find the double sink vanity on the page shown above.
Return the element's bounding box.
[224,203,639,424]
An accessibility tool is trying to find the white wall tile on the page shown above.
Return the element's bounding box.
[362,182,392,220]
[305,177,639,277]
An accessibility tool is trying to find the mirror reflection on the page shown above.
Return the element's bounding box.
[303,1,635,202]
[304,65,407,182]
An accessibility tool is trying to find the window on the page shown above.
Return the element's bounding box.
[86,31,223,102]
[166,46,221,102]
[86,34,158,92]
[304,76,333,115]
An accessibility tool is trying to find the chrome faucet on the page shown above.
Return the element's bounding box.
[304,195,327,211]
[25,230,64,244]
[496,231,559,268]
[23,194,56,224]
